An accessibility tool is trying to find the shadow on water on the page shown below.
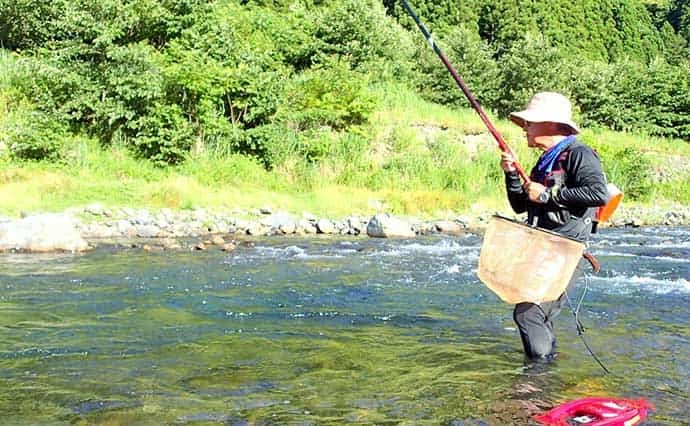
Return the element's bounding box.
[0,227,688,424]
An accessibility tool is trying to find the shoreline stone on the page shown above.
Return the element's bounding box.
[1,203,689,253]
[0,213,89,253]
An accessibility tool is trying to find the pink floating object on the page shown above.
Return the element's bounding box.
[534,397,653,426]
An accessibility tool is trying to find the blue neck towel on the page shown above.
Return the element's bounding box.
[533,135,575,183]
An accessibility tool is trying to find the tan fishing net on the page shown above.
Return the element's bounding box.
[477,216,585,304]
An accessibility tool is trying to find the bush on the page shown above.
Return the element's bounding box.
[635,59,690,140]
[563,58,621,130]
[384,0,480,33]
[6,110,68,161]
[11,32,167,147]
[594,145,653,201]
[132,103,194,165]
[92,43,166,142]
[2,0,208,163]
[275,60,376,132]
[614,147,653,201]
[240,124,299,168]
[11,54,99,125]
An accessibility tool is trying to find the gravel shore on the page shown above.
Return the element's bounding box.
[1,202,688,253]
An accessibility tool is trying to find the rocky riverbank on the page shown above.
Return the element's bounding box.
[1,202,689,253]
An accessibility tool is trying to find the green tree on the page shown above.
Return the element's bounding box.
[569,56,690,140]
[0,0,206,50]
[413,25,502,110]
[312,0,416,81]
[477,0,538,56]
[667,0,690,42]
[162,2,294,158]
[495,34,570,117]
[472,0,663,61]
[383,0,480,33]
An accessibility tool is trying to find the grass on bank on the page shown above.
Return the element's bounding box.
[1,82,690,219]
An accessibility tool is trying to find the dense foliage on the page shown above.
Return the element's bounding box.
[0,0,688,172]
[396,0,690,140]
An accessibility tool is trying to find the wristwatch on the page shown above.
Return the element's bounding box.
[538,189,551,204]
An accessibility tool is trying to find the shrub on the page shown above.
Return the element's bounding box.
[614,147,653,201]
[91,43,166,142]
[12,37,167,148]
[132,103,194,165]
[594,145,653,201]
[275,60,377,132]
[384,0,480,33]
[0,0,205,50]
[6,110,68,161]
[10,54,99,125]
[240,124,299,168]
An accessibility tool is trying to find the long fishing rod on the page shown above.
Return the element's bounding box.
[399,0,530,184]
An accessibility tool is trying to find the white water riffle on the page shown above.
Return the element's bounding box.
[225,226,690,297]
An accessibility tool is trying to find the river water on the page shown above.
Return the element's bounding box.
[0,226,688,424]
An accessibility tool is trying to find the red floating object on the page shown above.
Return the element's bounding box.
[534,397,653,426]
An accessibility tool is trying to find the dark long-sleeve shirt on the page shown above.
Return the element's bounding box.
[504,139,608,241]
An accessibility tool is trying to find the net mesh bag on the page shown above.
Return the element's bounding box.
[477,216,585,304]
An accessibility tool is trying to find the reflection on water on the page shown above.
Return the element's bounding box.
[0,226,688,424]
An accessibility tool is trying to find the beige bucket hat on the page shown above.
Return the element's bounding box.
[509,92,580,134]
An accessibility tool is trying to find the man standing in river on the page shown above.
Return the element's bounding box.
[499,92,608,360]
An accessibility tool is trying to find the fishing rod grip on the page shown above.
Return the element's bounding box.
[399,0,530,183]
